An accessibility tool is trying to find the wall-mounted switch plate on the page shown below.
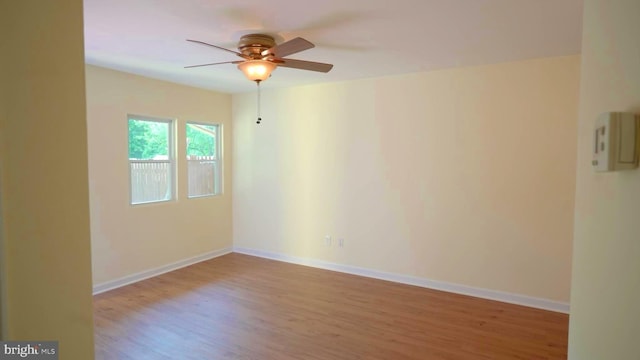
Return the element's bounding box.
[592,112,639,172]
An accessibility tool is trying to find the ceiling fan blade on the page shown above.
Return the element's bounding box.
[186,39,249,59]
[277,58,334,73]
[262,37,314,58]
[184,60,242,69]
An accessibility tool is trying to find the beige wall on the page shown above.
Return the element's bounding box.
[568,0,640,358]
[233,56,580,303]
[0,0,95,358]
[86,65,233,285]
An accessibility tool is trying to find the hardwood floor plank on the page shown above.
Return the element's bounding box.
[94,253,568,359]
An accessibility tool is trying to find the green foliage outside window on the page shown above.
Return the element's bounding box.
[128,119,169,159]
[186,123,216,157]
[127,119,217,159]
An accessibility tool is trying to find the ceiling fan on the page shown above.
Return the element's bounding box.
[185,34,334,83]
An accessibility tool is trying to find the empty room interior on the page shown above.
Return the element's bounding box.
[2,0,640,359]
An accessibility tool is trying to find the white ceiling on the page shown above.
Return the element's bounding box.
[84,0,583,94]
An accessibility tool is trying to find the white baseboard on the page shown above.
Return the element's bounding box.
[233,247,570,314]
[93,247,233,295]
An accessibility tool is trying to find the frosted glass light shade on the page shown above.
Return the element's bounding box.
[237,60,276,82]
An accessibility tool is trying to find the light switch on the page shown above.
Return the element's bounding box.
[592,112,639,172]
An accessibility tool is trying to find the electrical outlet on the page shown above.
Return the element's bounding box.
[338,238,344,247]
[324,235,332,246]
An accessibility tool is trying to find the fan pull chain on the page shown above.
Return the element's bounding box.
[256,81,262,125]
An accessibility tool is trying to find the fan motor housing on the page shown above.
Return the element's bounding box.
[238,34,276,58]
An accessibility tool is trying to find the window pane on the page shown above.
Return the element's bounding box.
[130,161,172,204]
[128,119,169,160]
[188,160,217,197]
[186,123,216,157]
[186,123,219,197]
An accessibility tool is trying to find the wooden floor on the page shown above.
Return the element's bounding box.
[93,253,568,360]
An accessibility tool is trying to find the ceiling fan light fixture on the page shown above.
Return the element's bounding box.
[237,60,276,82]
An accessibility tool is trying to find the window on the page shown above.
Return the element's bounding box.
[186,122,221,197]
[128,116,174,204]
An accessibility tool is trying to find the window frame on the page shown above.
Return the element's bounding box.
[185,121,222,199]
[127,114,176,206]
